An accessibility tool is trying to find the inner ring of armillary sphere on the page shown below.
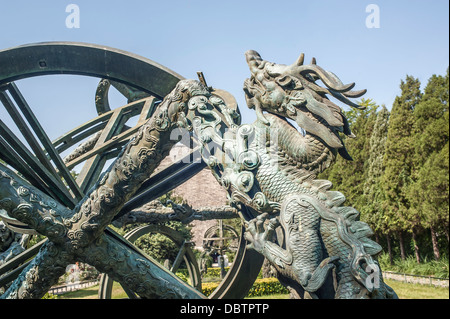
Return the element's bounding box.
[0,42,264,299]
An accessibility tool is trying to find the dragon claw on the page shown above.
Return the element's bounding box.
[244,213,279,254]
[299,256,339,293]
[167,200,194,223]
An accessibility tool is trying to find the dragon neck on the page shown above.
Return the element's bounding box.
[256,114,336,177]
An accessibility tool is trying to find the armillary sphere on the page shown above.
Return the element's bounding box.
[0,42,264,299]
[203,221,240,256]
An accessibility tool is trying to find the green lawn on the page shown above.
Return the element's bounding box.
[384,279,448,299]
[56,279,448,299]
[246,293,290,299]
[57,282,128,299]
[56,284,100,299]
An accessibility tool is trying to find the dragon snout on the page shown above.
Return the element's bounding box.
[245,50,264,75]
[245,50,262,64]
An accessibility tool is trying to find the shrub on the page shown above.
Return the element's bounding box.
[246,278,289,297]
[202,277,288,297]
[202,281,220,297]
[379,252,449,278]
[41,292,58,299]
[204,267,230,278]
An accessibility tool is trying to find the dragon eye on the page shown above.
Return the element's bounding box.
[276,75,293,87]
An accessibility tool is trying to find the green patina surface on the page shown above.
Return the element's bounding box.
[0,43,397,299]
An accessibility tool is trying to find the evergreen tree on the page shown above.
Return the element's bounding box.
[382,75,422,261]
[319,71,448,263]
[360,105,391,261]
[319,98,378,207]
[408,69,449,260]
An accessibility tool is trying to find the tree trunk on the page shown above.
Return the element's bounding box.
[386,233,394,265]
[444,226,449,244]
[411,229,421,264]
[397,231,406,261]
[430,225,441,260]
[375,232,380,244]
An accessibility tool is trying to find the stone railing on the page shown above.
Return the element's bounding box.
[383,271,449,288]
[48,279,99,295]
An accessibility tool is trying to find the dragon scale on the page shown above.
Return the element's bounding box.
[239,114,392,298]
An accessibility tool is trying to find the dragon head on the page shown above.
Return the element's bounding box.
[243,50,367,160]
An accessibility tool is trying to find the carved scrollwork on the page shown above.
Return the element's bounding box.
[238,150,260,171]
[236,171,254,193]
[251,192,269,211]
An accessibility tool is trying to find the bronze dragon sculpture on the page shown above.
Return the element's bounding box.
[185,50,397,299]
[0,49,397,299]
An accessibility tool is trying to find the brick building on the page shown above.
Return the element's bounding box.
[155,144,230,250]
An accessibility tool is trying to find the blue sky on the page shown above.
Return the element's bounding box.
[0,0,449,142]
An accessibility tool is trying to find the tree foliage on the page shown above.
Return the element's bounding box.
[321,70,449,263]
[318,98,378,207]
[382,76,422,234]
[124,192,193,264]
[360,105,390,234]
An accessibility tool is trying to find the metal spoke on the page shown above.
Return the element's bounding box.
[170,241,189,273]
[136,95,157,125]
[76,106,127,192]
[0,89,55,175]
[52,106,120,154]
[53,121,108,155]
[6,82,84,201]
[0,239,47,287]
[110,80,150,103]
[0,119,78,208]
[74,97,157,193]
[0,136,44,188]
[121,284,139,299]
[114,148,206,221]
[64,97,157,169]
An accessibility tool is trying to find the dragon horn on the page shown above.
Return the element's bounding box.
[295,64,355,93]
[343,89,367,98]
[296,53,305,66]
[326,71,368,99]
